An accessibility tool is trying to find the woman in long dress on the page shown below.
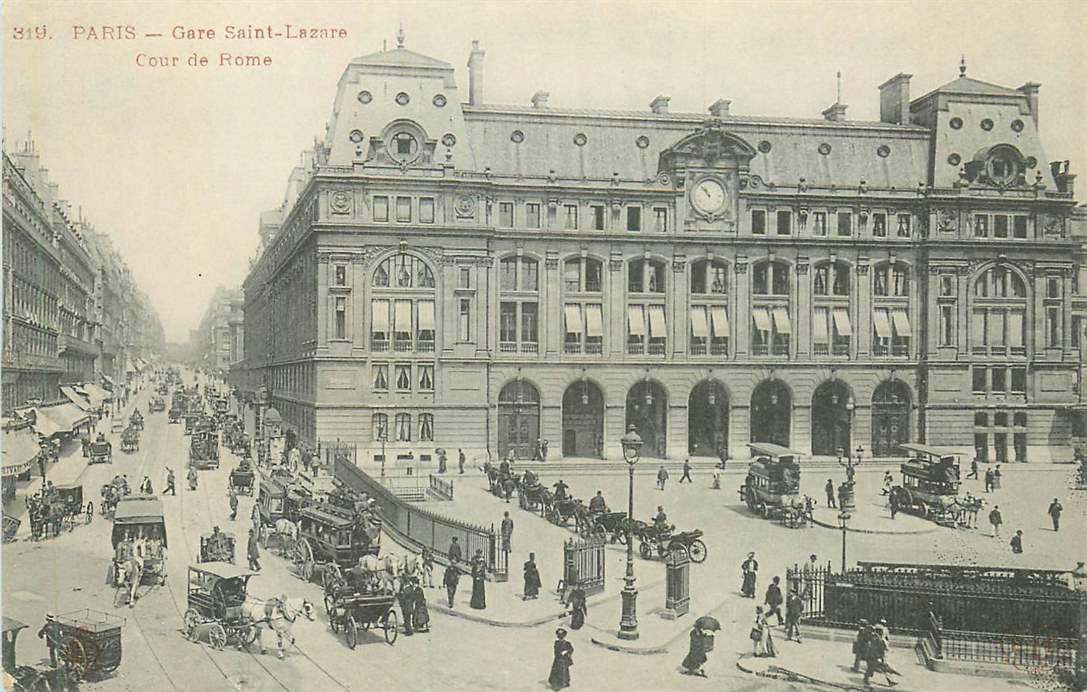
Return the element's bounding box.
[523,553,542,600]
[412,580,431,632]
[753,605,776,657]
[469,554,487,609]
[548,628,573,690]
[681,623,709,676]
[567,588,587,630]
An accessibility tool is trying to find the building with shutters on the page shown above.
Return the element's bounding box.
[236,38,1082,464]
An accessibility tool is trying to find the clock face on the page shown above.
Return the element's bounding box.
[692,178,727,214]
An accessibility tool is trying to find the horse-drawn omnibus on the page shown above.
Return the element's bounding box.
[890,443,964,524]
[189,431,220,470]
[292,504,380,587]
[110,496,168,600]
[739,443,805,521]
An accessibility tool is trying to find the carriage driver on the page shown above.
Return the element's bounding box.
[588,491,608,516]
[553,479,570,501]
[653,506,671,534]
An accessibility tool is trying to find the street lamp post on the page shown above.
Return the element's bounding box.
[838,510,851,573]
[837,444,864,511]
[618,424,643,640]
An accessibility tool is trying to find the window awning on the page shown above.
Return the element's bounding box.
[564,304,583,334]
[772,307,792,335]
[417,301,435,331]
[2,426,40,478]
[873,309,893,338]
[832,308,853,337]
[394,300,413,332]
[371,299,390,332]
[647,304,666,337]
[689,307,709,338]
[752,307,772,332]
[61,386,93,411]
[709,306,729,338]
[585,304,604,337]
[813,309,830,344]
[891,309,912,337]
[627,305,646,336]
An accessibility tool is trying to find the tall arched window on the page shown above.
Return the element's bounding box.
[972,266,1027,357]
[751,260,790,356]
[872,262,911,357]
[371,253,437,352]
[813,260,852,357]
[395,413,412,441]
[627,258,667,355]
[689,258,729,356]
[563,257,604,355]
[499,256,539,354]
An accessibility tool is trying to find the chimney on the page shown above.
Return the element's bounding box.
[531,91,549,109]
[878,73,912,125]
[1018,82,1040,127]
[708,99,731,117]
[822,103,848,122]
[467,40,485,106]
[649,95,670,115]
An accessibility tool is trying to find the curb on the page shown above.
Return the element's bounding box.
[808,513,939,536]
[734,658,863,691]
[588,594,734,656]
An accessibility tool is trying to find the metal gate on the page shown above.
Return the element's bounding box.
[559,536,606,601]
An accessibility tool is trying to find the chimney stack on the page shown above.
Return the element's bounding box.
[878,73,912,125]
[531,91,549,109]
[467,40,485,106]
[822,103,848,122]
[708,99,731,117]
[649,96,670,115]
[1018,82,1040,127]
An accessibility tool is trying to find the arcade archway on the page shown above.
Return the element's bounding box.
[626,380,668,458]
[498,380,540,460]
[751,380,791,447]
[871,380,910,457]
[811,380,851,456]
[562,380,604,458]
[688,380,729,458]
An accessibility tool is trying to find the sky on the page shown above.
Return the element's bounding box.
[3,0,1085,342]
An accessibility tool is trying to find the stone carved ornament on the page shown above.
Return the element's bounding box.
[330,190,353,215]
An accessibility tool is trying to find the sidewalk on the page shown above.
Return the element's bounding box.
[809,499,937,535]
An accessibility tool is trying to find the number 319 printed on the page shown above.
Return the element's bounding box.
[12,25,50,40]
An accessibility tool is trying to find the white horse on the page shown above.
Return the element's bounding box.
[268,519,298,555]
[242,595,315,659]
[357,554,401,593]
[110,557,142,608]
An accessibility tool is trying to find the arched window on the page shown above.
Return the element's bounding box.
[563,257,604,355]
[499,257,540,354]
[751,261,790,356]
[419,413,434,442]
[871,262,911,357]
[689,258,729,356]
[813,261,852,357]
[873,264,909,297]
[395,413,412,441]
[628,258,666,294]
[563,257,602,293]
[370,253,436,353]
[691,259,728,295]
[627,258,667,355]
[972,266,1027,356]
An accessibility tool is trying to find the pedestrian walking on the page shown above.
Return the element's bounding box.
[37,614,61,668]
[741,551,759,598]
[397,581,416,636]
[141,476,153,495]
[825,479,836,508]
[785,589,804,642]
[681,622,711,677]
[229,488,239,520]
[968,458,979,480]
[988,505,1003,538]
[443,563,460,607]
[38,455,46,482]
[1048,498,1063,531]
[984,466,994,493]
[164,468,176,496]
[412,580,430,632]
[993,464,1003,490]
[247,528,261,571]
[567,588,587,630]
[523,552,541,600]
[469,550,487,610]
[765,576,785,625]
[711,468,721,490]
[889,488,899,520]
[863,624,898,687]
[188,467,198,491]
[657,466,669,491]
[501,511,514,554]
[1011,529,1024,554]
[851,619,871,672]
[421,547,435,587]
[458,449,465,474]
[548,628,573,690]
[447,536,462,563]
[679,459,693,484]
[751,605,776,657]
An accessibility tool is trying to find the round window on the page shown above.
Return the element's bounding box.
[573,133,588,147]
[987,153,1017,184]
[357,90,373,105]
[949,116,963,130]
[1025,156,1037,169]
[396,92,410,106]
[980,118,994,131]
[511,130,525,144]
[1010,119,1024,133]
[349,130,364,143]
[947,153,962,166]
[635,135,650,149]
[757,140,772,154]
[389,132,419,163]
[818,143,832,156]
[433,94,447,108]
[876,145,891,158]
[441,133,456,147]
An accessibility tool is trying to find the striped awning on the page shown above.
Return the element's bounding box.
[2,427,40,478]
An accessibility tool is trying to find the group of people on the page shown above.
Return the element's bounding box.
[25,482,66,540]
[442,538,489,611]
[852,618,899,687]
[396,576,431,635]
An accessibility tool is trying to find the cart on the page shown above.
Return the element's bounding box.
[184,563,258,650]
[229,464,255,496]
[324,590,399,648]
[199,530,236,564]
[54,484,92,530]
[88,440,112,465]
[128,411,144,432]
[52,609,125,682]
[120,427,140,454]
[292,503,379,587]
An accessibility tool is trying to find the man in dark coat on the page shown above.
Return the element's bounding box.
[785,589,804,642]
[458,449,465,474]
[825,479,836,508]
[229,488,239,520]
[679,459,693,484]
[447,536,462,563]
[851,619,871,672]
[247,528,261,571]
[443,563,460,607]
[552,479,569,501]
[1048,498,1063,531]
[1011,529,1024,554]
[523,552,542,600]
[984,467,994,493]
[765,576,784,625]
[398,581,416,636]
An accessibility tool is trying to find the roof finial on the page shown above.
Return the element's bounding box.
[836,71,842,104]
[959,54,966,78]
[396,22,405,49]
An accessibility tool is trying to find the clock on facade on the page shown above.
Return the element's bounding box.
[690,178,727,215]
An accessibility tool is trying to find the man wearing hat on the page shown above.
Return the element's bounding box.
[38,614,62,667]
[851,619,871,672]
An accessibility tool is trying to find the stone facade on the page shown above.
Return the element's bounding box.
[236,43,1082,464]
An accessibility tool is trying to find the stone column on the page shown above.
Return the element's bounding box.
[545,253,560,356]
[734,257,750,357]
[795,258,811,359]
[857,259,871,357]
[609,256,625,358]
[672,256,688,356]
[316,254,329,351]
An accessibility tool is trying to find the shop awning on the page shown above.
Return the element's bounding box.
[627,305,645,336]
[61,386,93,412]
[2,426,40,478]
[564,304,583,334]
[709,306,729,338]
[101,375,115,388]
[647,305,666,338]
[31,404,90,437]
[82,383,112,404]
[873,309,893,338]
[585,304,603,338]
[832,308,853,337]
[690,307,709,338]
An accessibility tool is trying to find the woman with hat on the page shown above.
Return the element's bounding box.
[548,627,573,690]
[752,605,776,657]
[681,621,710,676]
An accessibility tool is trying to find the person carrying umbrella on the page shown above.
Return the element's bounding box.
[681,616,719,677]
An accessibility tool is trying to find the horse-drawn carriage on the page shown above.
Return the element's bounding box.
[889,443,964,525]
[100,477,129,518]
[53,484,92,530]
[578,509,630,543]
[545,495,585,529]
[183,414,200,435]
[200,530,236,564]
[148,397,166,413]
[184,563,259,651]
[229,461,255,496]
[110,496,167,605]
[88,440,112,465]
[292,503,380,587]
[739,443,805,524]
[128,410,143,432]
[630,522,708,563]
[44,610,125,683]
[120,427,140,454]
[322,572,399,648]
[189,431,220,470]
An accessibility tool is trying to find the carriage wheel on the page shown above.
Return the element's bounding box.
[184,609,202,639]
[208,623,227,650]
[687,539,708,564]
[344,616,358,649]
[29,672,52,692]
[60,637,88,682]
[384,609,399,645]
[638,541,651,560]
[98,636,122,673]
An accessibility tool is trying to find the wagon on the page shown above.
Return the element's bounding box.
[128,411,143,432]
[293,504,379,587]
[183,563,259,650]
[53,484,92,530]
[189,431,220,470]
[200,531,236,564]
[51,609,125,682]
[229,464,255,496]
[120,427,140,453]
[149,397,166,413]
[739,443,804,521]
[631,522,708,564]
[88,440,112,465]
[111,496,168,586]
[545,496,583,528]
[578,510,630,543]
[324,588,398,648]
[890,443,964,524]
